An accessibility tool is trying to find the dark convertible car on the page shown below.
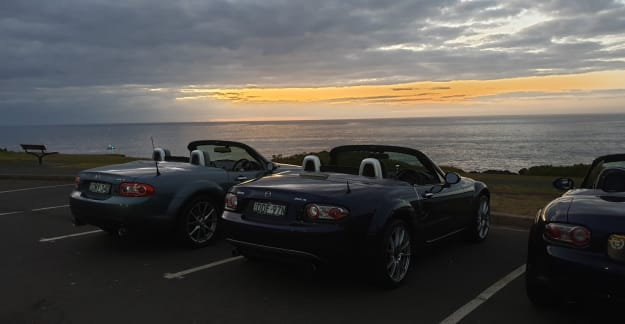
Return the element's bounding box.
[70,140,296,247]
[221,145,490,287]
[526,154,625,304]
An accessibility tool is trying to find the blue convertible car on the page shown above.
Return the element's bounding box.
[221,145,490,287]
[526,154,625,304]
[70,140,296,247]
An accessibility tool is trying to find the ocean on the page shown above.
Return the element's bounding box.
[1,114,624,172]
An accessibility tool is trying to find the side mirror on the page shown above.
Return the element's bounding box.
[445,172,461,185]
[553,177,574,190]
[266,162,277,172]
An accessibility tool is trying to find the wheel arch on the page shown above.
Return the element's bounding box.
[389,207,418,243]
[167,180,226,218]
[474,181,490,198]
[473,182,490,210]
[372,203,419,244]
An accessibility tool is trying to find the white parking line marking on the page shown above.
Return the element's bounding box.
[0,211,23,216]
[164,256,244,279]
[39,230,103,242]
[492,225,529,233]
[0,184,73,194]
[439,264,526,324]
[32,204,70,212]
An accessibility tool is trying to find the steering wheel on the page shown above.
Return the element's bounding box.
[232,158,251,171]
[396,169,430,185]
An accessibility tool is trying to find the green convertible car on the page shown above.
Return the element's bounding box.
[70,140,297,247]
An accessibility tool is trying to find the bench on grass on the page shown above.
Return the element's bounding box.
[20,144,58,165]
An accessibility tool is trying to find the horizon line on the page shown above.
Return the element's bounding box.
[1,111,624,127]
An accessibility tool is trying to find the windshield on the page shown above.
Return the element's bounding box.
[194,144,263,171]
[327,147,442,184]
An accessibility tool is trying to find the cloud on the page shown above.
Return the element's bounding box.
[1,0,624,124]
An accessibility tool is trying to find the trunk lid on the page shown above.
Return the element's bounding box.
[566,191,625,261]
[77,160,195,199]
[234,173,388,224]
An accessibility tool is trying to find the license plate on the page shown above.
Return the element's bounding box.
[252,201,286,217]
[88,182,111,194]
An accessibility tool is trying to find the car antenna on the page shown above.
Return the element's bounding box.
[151,136,161,176]
[346,179,351,194]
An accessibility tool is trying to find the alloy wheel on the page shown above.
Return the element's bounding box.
[386,224,411,283]
[476,197,490,240]
[186,200,218,244]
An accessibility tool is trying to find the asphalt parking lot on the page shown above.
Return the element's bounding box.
[0,179,621,323]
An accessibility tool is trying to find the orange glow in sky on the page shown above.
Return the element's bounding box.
[176,70,625,106]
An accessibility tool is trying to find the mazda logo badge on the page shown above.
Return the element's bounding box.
[609,236,625,250]
[264,191,271,198]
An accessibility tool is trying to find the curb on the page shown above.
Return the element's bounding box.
[492,212,534,228]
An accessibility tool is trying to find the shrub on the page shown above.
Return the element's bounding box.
[518,164,590,177]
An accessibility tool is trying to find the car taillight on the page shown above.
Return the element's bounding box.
[119,182,155,197]
[305,203,349,221]
[225,193,238,210]
[75,176,81,189]
[544,223,591,247]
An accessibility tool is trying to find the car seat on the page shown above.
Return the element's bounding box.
[152,148,171,162]
[302,155,321,172]
[359,158,384,179]
[190,150,211,166]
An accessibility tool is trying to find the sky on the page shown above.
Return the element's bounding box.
[1,0,625,125]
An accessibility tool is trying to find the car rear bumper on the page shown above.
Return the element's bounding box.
[228,239,323,262]
[69,190,175,231]
[531,243,625,300]
[222,211,369,262]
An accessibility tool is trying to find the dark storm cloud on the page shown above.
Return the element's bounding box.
[1,0,624,124]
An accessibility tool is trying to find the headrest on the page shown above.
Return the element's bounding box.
[190,149,209,166]
[152,148,170,161]
[359,158,384,179]
[302,155,321,172]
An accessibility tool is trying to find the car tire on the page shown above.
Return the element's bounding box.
[100,226,125,238]
[465,195,490,243]
[525,264,559,307]
[373,219,412,288]
[176,196,220,248]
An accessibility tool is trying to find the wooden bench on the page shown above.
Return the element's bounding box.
[20,144,58,165]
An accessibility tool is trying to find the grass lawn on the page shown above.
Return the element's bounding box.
[0,151,142,170]
[462,173,582,217]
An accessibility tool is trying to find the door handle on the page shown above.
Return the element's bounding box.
[236,176,249,181]
[423,192,434,199]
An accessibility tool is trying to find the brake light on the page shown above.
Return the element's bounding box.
[225,193,238,210]
[119,182,155,197]
[305,203,349,221]
[75,176,81,189]
[544,223,591,247]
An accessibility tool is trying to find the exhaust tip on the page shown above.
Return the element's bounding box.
[117,227,128,237]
